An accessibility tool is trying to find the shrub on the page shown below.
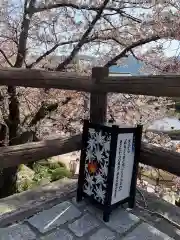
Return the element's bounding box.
[32,163,52,183]
[51,168,72,181]
[17,178,36,192]
[48,161,66,169]
[17,161,71,193]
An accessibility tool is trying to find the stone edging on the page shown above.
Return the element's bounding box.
[0,178,77,227]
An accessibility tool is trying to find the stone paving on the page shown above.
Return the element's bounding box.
[0,197,176,240]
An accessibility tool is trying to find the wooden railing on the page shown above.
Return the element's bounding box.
[0,68,180,97]
[0,67,180,177]
[0,134,180,177]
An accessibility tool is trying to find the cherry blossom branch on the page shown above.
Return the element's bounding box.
[27,35,126,69]
[14,0,36,68]
[26,40,80,69]
[56,0,110,71]
[0,49,13,67]
[104,35,161,67]
[33,2,141,22]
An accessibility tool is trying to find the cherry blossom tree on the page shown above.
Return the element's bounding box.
[0,0,179,197]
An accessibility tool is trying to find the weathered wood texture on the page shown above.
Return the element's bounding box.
[0,68,91,91]
[146,129,180,140]
[0,68,180,97]
[102,75,180,97]
[165,131,180,140]
[140,143,180,177]
[0,67,180,177]
[169,135,180,140]
[0,134,81,169]
[90,67,109,123]
[0,135,180,177]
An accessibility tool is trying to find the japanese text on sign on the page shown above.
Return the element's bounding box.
[111,133,135,204]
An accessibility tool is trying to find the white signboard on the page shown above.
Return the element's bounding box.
[111,133,135,205]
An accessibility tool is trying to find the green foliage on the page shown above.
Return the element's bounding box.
[51,168,72,181]
[33,165,52,183]
[17,178,37,192]
[48,161,66,169]
[17,160,71,193]
[18,164,24,172]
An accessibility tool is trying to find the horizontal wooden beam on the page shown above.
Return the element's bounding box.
[104,75,180,97]
[0,68,180,97]
[0,134,82,169]
[169,135,180,140]
[162,130,180,140]
[0,134,180,177]
[140,143,180,176]
[146,129,180,140]
[0,68,91,91]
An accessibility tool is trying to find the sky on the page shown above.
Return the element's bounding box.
[74,3,180,62]
[163,40,180,57]
[6,1,180,131]
[6,1,180,63]
[140,39,180,57]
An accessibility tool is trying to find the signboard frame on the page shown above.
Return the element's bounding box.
[77,120,142,222]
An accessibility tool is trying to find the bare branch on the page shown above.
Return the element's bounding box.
[108,9,141,23]
[56,0,110,71]
[0,35,18,46]
[104,35,161,67]
[27,35,127,70]
[30,102,58,127]
[27,45,60,69]
[26,34,118,69]
[33,3,89,13]
[27,39,86,69]
[33,2,141,23]
[34,3,142,25]
[14,0,36,68]
[0,49,13,67]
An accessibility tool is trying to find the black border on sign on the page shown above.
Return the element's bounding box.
[108,127,137,210]
[77,120,113,204]
[77,120,143,222]
[76,119,89,202]
[109,125,142,210]
[128,125,143,208]
[103,124,119,222]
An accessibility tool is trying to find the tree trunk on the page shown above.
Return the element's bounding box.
[0,86,20,198]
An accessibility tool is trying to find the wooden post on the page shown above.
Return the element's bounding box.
[90,67,109,123]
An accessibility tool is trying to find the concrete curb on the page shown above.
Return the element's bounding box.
[0,178,77,227]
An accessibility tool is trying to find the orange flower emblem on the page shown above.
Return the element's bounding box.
[88,162,97,174]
